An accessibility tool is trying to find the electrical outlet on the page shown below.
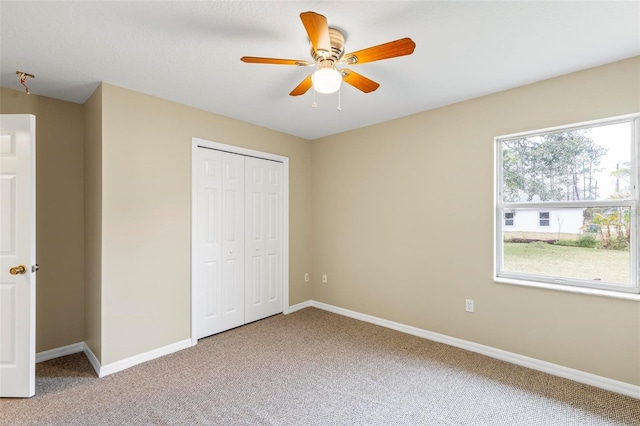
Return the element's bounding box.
[322,274,327,284]
[304,273,310,282]
[465,299,474,313]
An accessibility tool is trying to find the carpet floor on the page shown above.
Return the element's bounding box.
[1,307,639,425]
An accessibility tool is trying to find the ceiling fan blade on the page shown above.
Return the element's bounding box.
[341,69,380,93]
[342,38,416,65]
[290,74,313,96]
[241,56,311,66]
[300,11,331,55]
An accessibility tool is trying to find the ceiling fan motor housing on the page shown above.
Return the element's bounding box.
[310,28,345,64]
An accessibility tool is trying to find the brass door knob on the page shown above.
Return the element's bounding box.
[10,265,26,275]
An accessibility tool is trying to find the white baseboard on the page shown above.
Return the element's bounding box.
[34,303,640,399]
[83,344,101,377]
[287,300,313,313]
[38,339,195,379]
[36,342,85,363]
[308,300,640,400]
[97,339,193,378]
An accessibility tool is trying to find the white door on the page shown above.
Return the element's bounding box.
[0,114,36,398]
[193,144,285,339]
[220,152,245,331]
[245,157,282,323]
[193,148,244,338]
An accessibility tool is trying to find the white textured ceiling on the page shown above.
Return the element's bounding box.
[1,1,639,140]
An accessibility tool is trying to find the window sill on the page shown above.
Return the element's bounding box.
[495,277,640,301]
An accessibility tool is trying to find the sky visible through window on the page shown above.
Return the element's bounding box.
[588,122,631,199]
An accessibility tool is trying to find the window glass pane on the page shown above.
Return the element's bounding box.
[502,206,631,285]
[501,122,631,202]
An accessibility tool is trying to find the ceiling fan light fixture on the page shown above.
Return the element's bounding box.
[312,63,342,94]
[241,11,416,97]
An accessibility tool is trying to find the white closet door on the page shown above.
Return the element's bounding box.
[245,157,283,323]
[194,148,244,338]
[220,152,245,331]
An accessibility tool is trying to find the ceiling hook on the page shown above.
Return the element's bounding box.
[16,71,35,95]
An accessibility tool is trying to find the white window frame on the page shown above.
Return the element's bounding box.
[494,114,640,295]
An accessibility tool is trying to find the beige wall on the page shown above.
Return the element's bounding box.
[310,57,640,386]
[2,57,638,387]
[99,83,312,364]
[83,86,102,361]
[0,87,85,352]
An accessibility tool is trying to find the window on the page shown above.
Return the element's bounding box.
[495,114,639,294]
[504,212,515,227]
[538,212,550,227]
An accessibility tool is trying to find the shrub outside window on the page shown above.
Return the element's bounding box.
[495,114,639,294]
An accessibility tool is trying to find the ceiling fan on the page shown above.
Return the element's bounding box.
[241,11,416,96]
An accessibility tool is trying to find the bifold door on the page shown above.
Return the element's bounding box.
[244,156,283,324]
[193,147,283,339]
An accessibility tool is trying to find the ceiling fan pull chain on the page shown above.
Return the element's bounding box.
[337,87,342,111]
[312,88,317,108]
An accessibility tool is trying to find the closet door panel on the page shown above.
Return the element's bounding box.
[265,168,281,304]
[245,157,282,323]
[194,149,223,338]
[220,153,245,331]
[195,149,245,338]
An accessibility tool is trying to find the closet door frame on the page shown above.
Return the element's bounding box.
[190,138,289,345]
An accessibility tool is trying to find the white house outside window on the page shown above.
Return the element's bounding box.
[495,114,639,294]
